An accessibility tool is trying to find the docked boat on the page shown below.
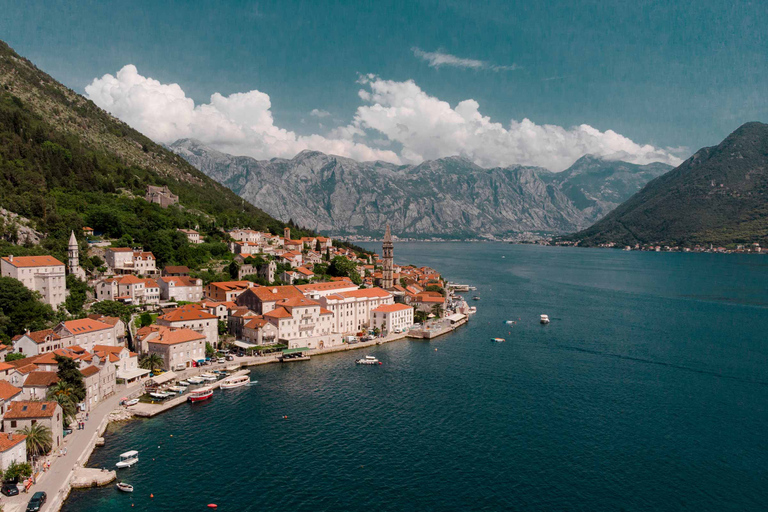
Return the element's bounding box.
[188,386,214,403]
[468,286,477,291]
[491,337,506,343]
[177,381,190,387]
[540,314,550,324]
[149,392,172,399]
[116,451,139,469]
[220,375,250,389]
[116,482,134,492]
[123,398,139,407]
[355,355,380,365]
[200,373,218,381]
[187,376,205,384]
[468,307,477,314]
[166,386,185,393]
[225,365,240,372]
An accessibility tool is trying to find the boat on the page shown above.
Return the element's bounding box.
[149,392,172,399]
[177,381,190,387]
[504,320,515,325]
[166,386,185,393]
[468,307,477,314]
[468,286,477,291]
[187,376,205,384]
[355,355,380,365]
[200,373,218,381]
[123,398,139,407]
[491,338,506,343]
[540,314,550,324]
[188,386,214,403]
[472,296,480,301]
[225,365,240,372]
[116,482,134,492]
[220,375,250,389]
[116,451,139,469]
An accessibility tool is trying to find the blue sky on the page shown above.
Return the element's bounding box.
[2,0,766,170]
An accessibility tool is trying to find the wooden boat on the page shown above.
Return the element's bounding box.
[220,375,250,389]
[116,482,134,492]
[116,451,139,469]
[188,386,213,403]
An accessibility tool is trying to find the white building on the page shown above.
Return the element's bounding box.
[371,303,414,335]
[178,228,203,244]
[1,255,67,308]
[0,433,27,471]
[156,306,218,347]
[159,276,204,302]
[145,326,207,370]
[95,275,160,305]
[263,296,340,349]
[321,288,395,334]
[104,248,157,275]
[53,318,120,352]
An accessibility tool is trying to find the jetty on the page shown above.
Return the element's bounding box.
[70,468,116,489]
[408,313,468,339]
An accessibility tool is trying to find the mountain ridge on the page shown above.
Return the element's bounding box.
[170,138,672,237]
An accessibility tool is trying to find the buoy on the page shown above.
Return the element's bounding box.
[170,435,173,437]
[208,505,218,509]
[378,362,382,365]
[150,494,154,498]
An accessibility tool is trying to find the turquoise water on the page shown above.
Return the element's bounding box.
[63,244,768,511]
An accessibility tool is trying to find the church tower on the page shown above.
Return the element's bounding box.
[382,224,394,290]
[284,227,291,241]
[68,230,86,280]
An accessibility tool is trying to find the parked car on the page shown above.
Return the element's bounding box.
[217,357,226,363]
[26,491,47,512]
[1,483,19,496]
[173,363,186,371]
[226,355,234,361]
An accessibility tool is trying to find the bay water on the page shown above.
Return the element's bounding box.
[63,243,768,511]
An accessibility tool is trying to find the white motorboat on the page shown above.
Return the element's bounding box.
[166,386,185,393]
[491,337,506,343]
[200,374,218,382]
[187,376,205,384]
[116,450,139,469]
[116,482,134,492]
[149,392,171,399]
[177,381,190,387]
[123,398,139,407]
[468,307,477,314]
[540,314,550,324]
[356,355,380,365]
[220,375,250,389]
[504,320,515,325]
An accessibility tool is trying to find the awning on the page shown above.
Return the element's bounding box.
[117,368,151,380]
[446,313,466,322]
[233,340,258,349]
[282,347,309,355]
[146,371,177,386]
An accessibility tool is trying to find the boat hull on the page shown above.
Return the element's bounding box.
[188,391,213,402]
[220,379,249,389]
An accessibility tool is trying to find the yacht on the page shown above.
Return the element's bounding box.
[540,314,550,324]
[220,375,251,389]
[355,355,381,365]
[116,451,139,469]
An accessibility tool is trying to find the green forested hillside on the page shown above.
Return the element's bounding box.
[570,122,768,247]
[0,39,317,267]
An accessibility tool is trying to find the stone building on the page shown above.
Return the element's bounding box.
[1,255,67,308]
[67,231,87,281]
[145,185,178,208]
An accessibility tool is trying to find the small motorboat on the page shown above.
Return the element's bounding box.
[200,373,218,382]
[149,392,171,399]
[166,386,185,394]
[472,296,480,301]
[468,307,477,314]
[491,338,506,343]
[540,314,550,324]
[504,320,515,325]
[356,356,380,365]
[177,381,190,387]
[116,482,134,492]
[188,386,214,403]
[187,376,205,384]
[220,375,250,389]
[116,451,139,469]
[123,398,139,407]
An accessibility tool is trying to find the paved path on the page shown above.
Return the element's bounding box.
[2,382,141,512]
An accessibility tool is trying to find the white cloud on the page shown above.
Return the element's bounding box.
[84,65,400,163]
[412,47,519,72]
[310,108,331,118]
[85,65,683,171]
[346,76,684,170]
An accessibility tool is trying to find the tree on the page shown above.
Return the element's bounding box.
[4,461,32,482]
[414,310,429,323]
[227,261,240,280]
[5,353,26,362]
[64,274,90,315]
[425,284,445,296]
[139,312,152,328]
[140,353,164,371]
[54,355,86,403]
[217,321,227,336]
[18,423,52,457]
[46,382,78,424]
[205,342,215,358]
[90,300,135,324]
[327,256,361,284]
[0,277,55,342]
[431,303,443,318]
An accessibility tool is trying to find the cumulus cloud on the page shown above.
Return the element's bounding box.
[310,108,331,118]
[347,76,683,170]
[85,65,683,171]
[412,47,519,72]
[84,65,400,163]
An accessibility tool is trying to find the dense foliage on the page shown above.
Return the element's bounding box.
[54,355,87,403]
[0,276,55,342]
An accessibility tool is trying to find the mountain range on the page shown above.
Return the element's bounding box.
[169,139,672,238]
[570,122,768,247]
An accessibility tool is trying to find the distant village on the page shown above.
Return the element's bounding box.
[551,240,765,254]
[0,199,472,471]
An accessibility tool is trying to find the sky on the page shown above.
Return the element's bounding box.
[1,0,766,171]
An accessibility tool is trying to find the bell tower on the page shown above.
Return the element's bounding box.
[382,225,394,290]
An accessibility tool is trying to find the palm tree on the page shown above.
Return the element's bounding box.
[140,353,164,371]
[18,423,52,458]
[47,382,78,425]
[431,303,443,318]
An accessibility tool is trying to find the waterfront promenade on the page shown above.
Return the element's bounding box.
[1,382,142,512]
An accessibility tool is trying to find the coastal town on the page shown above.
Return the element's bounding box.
[0,198,473,511]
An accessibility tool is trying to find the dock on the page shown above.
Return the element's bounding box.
[408,314,468,339]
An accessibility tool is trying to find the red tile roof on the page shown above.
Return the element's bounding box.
[4,400,58,419]
[0,381,22,401]
[12,329,61,345]
[0,433,26,452]
[22,372,59,387]
[146,327,206,346]
[296,281,356,293]
[373,303,412,313]
[249,286,304,302]
[80,365,100,378]
[1,255,64,268]
[61,318,113,334]
[159,307,217,322]
[264,307,292,319]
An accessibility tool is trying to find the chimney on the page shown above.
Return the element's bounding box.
[8,255,12,262]
[7,433,12,440]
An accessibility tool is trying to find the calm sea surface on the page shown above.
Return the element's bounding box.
[63,244,768,512]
